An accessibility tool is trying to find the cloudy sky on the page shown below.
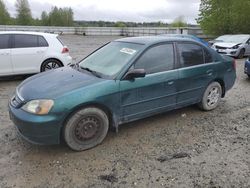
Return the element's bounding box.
[5,0,201,24]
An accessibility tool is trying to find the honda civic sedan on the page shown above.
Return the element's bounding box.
[9,36,236,151]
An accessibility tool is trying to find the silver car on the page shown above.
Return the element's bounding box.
[211,34,250,58]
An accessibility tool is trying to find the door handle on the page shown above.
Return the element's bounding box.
[206,69,213,76]
[36,50,44,53]
[0,53,10,55]
[167,81,174,85]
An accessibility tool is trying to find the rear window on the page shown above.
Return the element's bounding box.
[13,34,49,48]
[14,34,38,48]
[0,34,10,49]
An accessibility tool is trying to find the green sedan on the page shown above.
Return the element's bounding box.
[9,36,236,151]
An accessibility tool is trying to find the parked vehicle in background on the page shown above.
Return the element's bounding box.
[9,36,236,151]
[244,57,250,78]
[211,34,250,59]
[0,31,72,76]
[162,34,209,46]
[208,35,231,46]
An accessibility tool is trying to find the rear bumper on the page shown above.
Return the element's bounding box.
[61,55,73,66]
[9,103,62,145]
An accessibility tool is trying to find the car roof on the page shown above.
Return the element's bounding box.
[116,35,202,46]
[0,31,58,37]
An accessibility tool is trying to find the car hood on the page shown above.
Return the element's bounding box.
[214,42,242,48]
[17,67,104,101]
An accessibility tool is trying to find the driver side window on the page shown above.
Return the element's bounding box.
[134,43,174,74]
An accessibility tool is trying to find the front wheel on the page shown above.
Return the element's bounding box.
[237,49,245,59]
[199,82,222,111]
[64,107,109,151]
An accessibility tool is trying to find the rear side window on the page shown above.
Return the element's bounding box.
[56,37,64,46]
[135,43,174,74]
[38,36,48,47]
[14,34,38,48]
[0,34,10,49]
[178,43,204,67]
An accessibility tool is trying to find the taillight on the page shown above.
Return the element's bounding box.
[62,46,69,53]
[233,59,236,70]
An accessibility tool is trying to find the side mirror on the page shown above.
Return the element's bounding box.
[124,69,146,80]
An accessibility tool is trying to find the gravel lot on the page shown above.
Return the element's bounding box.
[0,35,249,188]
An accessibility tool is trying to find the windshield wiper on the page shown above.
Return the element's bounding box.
[80,67,102,78]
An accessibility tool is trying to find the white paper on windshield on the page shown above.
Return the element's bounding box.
[120,48,137,55]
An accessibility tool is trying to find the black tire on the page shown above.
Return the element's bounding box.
[199,82,222,111]
[237,49,245,59]
[41,59,63,72]
[248,74,250,78]
[64,107,109,151]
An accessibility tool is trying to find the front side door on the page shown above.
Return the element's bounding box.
[176,42,216,107]
[11,34,47,74]
[119,43,178,122]
[0,34,12,75]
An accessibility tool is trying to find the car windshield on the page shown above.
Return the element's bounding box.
[216,35,249,43]
[79,41,143,78]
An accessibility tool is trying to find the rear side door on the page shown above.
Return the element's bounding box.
[119,43,178,122]
[11,34,48,74]
[176,42,216,107]
[0,34,12,75]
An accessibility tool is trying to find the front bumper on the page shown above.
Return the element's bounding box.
[9,103,62,145]
[214,48,239,57]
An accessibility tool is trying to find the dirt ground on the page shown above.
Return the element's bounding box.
[0,35,249,188]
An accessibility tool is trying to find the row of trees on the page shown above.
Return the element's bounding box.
[0,0,188,27]
[197,0,250,35]
[0,0,74,26]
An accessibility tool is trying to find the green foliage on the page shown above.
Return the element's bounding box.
[15,0,33,25]
[171,16,188,27]
[114,22,127,28]
[197,0,250,35]
[0,0,10,24]
[41,6,74,26]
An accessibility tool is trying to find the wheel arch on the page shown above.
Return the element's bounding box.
[60,102,115,143]
[213,79,226,98]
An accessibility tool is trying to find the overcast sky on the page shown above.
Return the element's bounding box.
[5,0,201,24]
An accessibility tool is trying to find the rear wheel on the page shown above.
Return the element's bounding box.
[237,49,245,59]
[64,107,109,151]
[41,59,62,72]
[199,82,222,111]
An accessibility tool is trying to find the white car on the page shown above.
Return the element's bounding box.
[0,31,72,76]
[211,34,250,59]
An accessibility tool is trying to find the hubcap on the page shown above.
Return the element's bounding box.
[44,62,60,71]
[74,116,100,141]
[207,87,220,107]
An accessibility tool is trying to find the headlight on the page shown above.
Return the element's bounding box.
[231,45,239,49]
[22,100,54,115]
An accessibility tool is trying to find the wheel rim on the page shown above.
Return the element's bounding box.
[207,86,220,107]
[74,116,101,142]
[44,62,60,71]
